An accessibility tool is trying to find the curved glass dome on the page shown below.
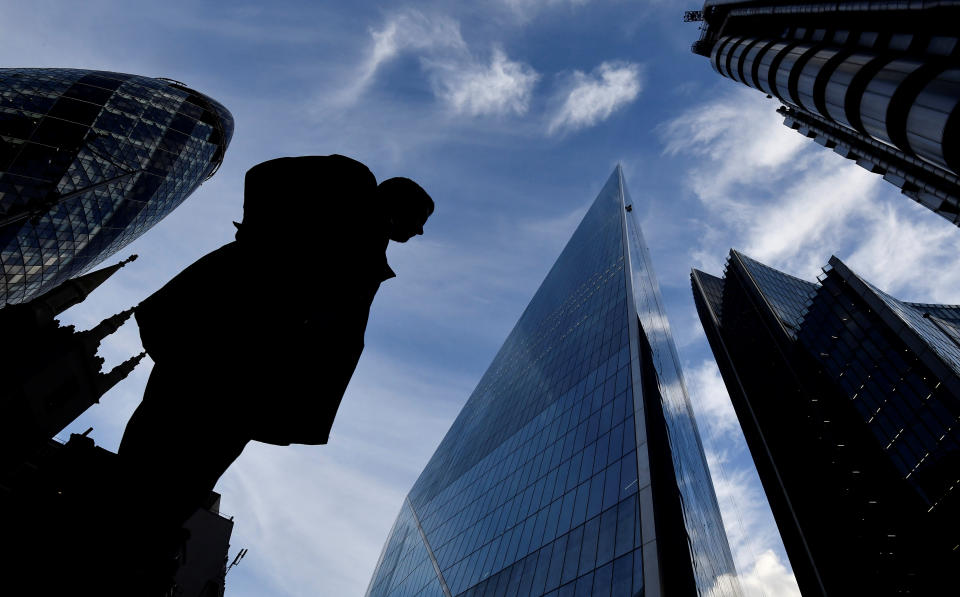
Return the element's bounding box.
[0,68,234,305]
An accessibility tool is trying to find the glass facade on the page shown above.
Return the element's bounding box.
[0,68,234,306]
[692,250,960,596]
[798,258,960,511]
[366,168,742,597]
[623,178,741,597]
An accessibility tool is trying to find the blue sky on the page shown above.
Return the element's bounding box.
[7,1,960,595]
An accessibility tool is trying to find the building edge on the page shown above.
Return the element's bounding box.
[690,267,826,597]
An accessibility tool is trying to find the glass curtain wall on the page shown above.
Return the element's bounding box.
[366,168,741,597]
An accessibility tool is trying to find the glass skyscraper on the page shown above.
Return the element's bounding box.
[692,251,960,596]
[366,168,742,597]
[0,68,234,306]
[688,1,960,226]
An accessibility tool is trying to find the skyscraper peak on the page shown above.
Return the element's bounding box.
[368,168,742,597]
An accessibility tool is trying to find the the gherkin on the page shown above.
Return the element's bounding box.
[0,68,233,306]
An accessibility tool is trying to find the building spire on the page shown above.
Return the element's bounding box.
[96,351,147,398]
[80,306,136,351]
[30,254,138,320]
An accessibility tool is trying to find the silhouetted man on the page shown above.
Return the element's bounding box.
[118,155,434,537]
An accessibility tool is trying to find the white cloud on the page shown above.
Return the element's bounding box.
[685,360,740,437]
[740,550,803,597]
[704,450,804,597]
[667,88,960,595]
[500,0,592,22]
[339,10,467,105]
[685,356,802,596]
[660,86,960,304]
[706,450,782,569]
[659,88,807,209]
[219,444,406,597]
[704,550,801,597]
[340,10,540,119]
[844,203,960,303]
[548,61,643,134]
[368,11,465,73]
[429,47,540,117]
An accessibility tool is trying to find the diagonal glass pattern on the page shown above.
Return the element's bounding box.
[733,251,817,337]
[367,168,742,597]
[848,273,960,378]
[0,68,233,305]
[700,249,960,594]
[366,501,448,597]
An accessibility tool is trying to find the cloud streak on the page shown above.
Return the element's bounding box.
[665,87,960,595]
[216,347,470,596]
[337,10,467,105]
[428,46,540,117]
[549,61,643,134]
[660,86,960,302]
[499,0,592,22]
[338,9,540,119]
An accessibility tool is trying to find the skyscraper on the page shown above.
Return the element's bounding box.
[366,168,742,597]
[0,68,234,305]
[692,251,960,596]
[688,1,960,226]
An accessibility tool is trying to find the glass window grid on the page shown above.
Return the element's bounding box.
[369,172,651,597]
[732,251,818,336]
[371,171,742,596]
[797,270,960,507]
[0,68,233,305]
[366,502,447,597]
[729,251,960,518]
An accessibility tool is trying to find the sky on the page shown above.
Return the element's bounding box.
[5,1,960,595]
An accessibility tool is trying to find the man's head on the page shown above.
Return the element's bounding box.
[376,177,434,242]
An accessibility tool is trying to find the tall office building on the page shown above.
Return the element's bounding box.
[692,251,960,596]
[688,1,960,226]
[366,168,742,597]
[0,67,233,305]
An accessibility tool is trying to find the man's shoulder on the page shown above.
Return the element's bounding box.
[137,243,241,322]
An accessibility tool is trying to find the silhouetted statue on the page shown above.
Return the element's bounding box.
[118,155,434,538]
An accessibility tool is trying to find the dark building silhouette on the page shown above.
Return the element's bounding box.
[1,433,236,596]
[367,168,742,597]
[175,492,236,597]
[0,256,237,595]
[0,67,233,306]
[0,254,145,472]
[692,251,960,596]
[688,1,960,225]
